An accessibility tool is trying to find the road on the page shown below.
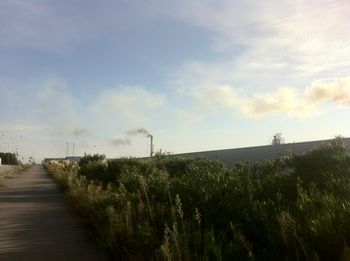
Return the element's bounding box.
[0,165,107,260]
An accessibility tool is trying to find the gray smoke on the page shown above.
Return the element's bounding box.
[111,138,132,147]
[72,128,89,137]
[126,127,151,137]
[112,128,152,148]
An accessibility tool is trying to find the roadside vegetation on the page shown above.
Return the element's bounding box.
[0,163,33,179]
[0,152,21,165]
[44,138,350,260]
[0,163,34,188]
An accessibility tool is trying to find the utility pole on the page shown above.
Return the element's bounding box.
[66,142,69,157]
[73,141,75,157]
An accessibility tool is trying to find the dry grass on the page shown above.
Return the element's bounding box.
[0,164,33,181]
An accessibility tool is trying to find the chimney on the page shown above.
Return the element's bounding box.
[150,135,154,157]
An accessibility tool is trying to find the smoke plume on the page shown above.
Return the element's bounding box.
[72,128,89,137]
[126,127,152,137]
[111,138,132,147]
[111,127,152,148]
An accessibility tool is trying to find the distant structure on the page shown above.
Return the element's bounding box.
[272,133,284,145]
[44,138,350,166]
[172,138,350,166]
[149,135,154,157]
[44,156,81,164]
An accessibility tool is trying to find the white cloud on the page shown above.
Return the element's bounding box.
[191,76,350,118]
[164,0,350,124]
[36,78,77,120]
[0,78,169,159]
[91,86,166,124]
[0,77,73,122]
[0,76,90,140]
[305,77,350,106]
[0,122,48,134]
[170,0,350,93]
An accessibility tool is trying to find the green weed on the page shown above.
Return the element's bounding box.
[44,138,350,260]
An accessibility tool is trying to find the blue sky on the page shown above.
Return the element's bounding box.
[1,0,350,161]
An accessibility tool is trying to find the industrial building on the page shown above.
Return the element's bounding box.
[44,138,350,166]
[173,138,350,165]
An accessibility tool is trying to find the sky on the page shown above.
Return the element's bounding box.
[1,0,350,162]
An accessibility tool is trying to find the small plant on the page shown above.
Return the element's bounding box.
[44,138,350,260]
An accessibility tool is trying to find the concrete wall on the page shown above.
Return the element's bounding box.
[173,138,350,165]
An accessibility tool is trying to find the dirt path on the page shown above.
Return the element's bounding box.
[0,165,107,260]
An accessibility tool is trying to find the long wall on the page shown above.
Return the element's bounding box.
[44,138,350,166]
[173,138,350,165]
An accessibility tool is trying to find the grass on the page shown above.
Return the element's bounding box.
[0,164,34,180]
[0,168,17,179]
[45,138,350,260]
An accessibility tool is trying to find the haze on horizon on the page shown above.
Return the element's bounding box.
[1,0,350,162]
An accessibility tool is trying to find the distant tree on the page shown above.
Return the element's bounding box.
[272,133,285,145]
[0,152,20,165]
[28,156,35,165]
[79,154,106,168]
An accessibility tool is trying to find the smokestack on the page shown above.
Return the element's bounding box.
[150,135,154,157]
[124,127,153,156]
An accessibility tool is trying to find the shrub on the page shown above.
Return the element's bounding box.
[45,138,350,260]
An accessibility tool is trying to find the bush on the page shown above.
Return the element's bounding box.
[45,138,350,260]
[0,152,20,165]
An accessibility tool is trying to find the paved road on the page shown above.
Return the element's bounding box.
[0,165,107,261]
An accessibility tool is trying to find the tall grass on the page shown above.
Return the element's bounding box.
[45,138,350,260]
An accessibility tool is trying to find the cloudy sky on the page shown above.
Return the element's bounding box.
[1,0,350,161]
